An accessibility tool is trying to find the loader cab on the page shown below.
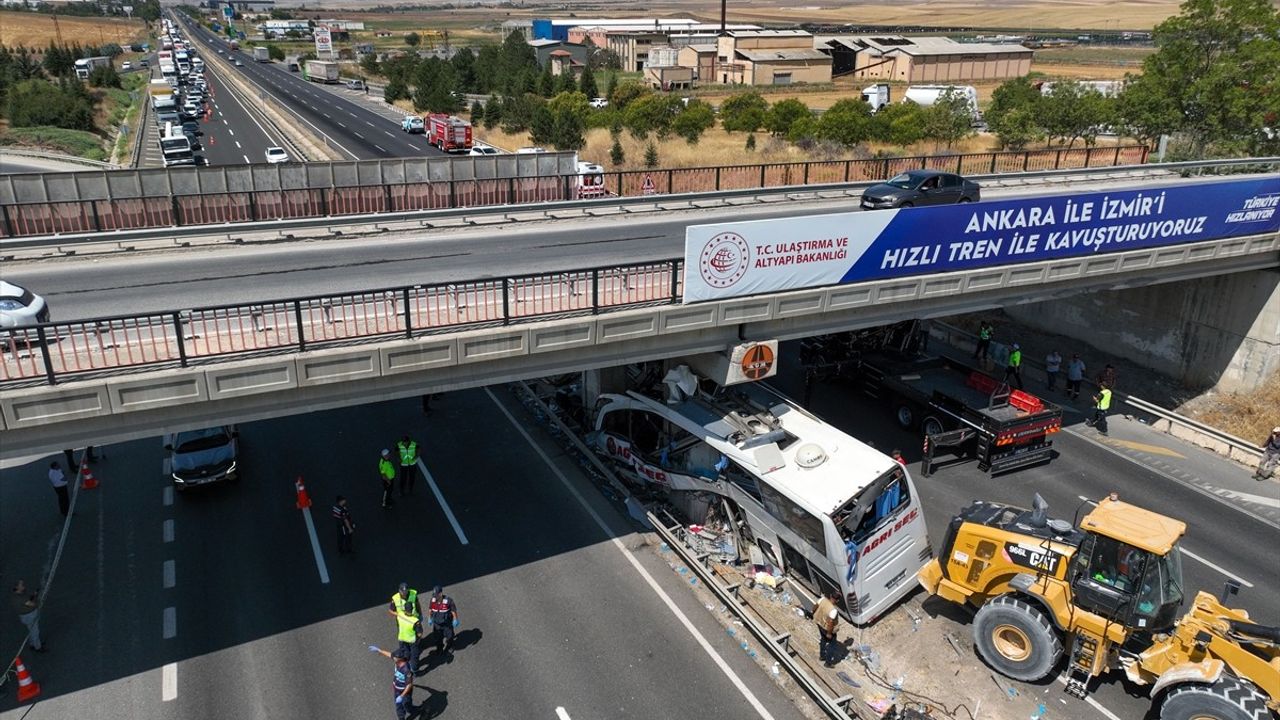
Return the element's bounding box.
[1068,496,1186,632]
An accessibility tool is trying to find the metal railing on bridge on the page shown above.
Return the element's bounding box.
[0,145,1149,239]
[1,261,684,386]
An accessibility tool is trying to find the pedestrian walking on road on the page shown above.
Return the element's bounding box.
[1253,427,1280,481]
[396,435,419,497]
[1045,350,1062,392]
[813,590,840,667]
[428,585,459,654]
[1087,382,1113,435]
[370,646,417,720]
[1004,343,1024,390]
[48,461,70,516]
[10,580,44,652]
[390,582,423,620]
[1065,354,1086,400]
[973,321,993,364]
[332,495,355,555]
[379,450,396,509]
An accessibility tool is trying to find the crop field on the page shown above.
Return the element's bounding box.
[0,10,146,48]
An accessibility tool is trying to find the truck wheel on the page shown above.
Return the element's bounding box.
[972,596,1062,681]
[896,405,915,429]
[922,416,944,437]
[1160,678,1270,720]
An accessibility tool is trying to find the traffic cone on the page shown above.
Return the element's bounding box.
[15,655,41,702]
[81,460,99,490]
[295,476,312,509]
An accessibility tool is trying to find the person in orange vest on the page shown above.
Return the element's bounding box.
[813,590,840,667]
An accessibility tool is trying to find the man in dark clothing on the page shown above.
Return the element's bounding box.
[428,585,459,654]
[973,321,993,363]
[1254,427,1280,481]
[372,646,416,719]
[396,435,419,497]
[332,495,355,555]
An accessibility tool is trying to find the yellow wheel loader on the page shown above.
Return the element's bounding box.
[918,493,1279,720]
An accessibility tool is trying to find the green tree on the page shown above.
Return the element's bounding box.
[764,98,810,136]
[871,101,928,146]
[87,63,121,88]
[537,62,555,97]
[815,98,874,146]
[787,115,819,145]
[556,69,577,95]
[719,92,769,133]
[137,0,162,27]
[547,91,591,126]
[1125,0,1280,156]
[6,78,94,130]
[472,45,501,93]
[450,47,477,93]
[267,44,285,61]
[1038,80,1093,147]
[604,71,618,100]
[470,99,485,124]
[1114,76,1180,147]
[549,103,586,150]
[498,30,538,95]
[608,79,648,110]
[360,52,380,76]
[384,76,410,104]
[578,63,598,99]
[529,103,555,145]
[990,106,1042,150]
[673,99,715,144]
[404,32,421,48]
[745,133,757,152]
[623,93,680,140]
[609,137,625,165]
[921,89,975,149]
[412,58,460,113]
[984,76,1042,148]
[643,141,659,167]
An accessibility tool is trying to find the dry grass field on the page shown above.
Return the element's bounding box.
[0,10,147,48]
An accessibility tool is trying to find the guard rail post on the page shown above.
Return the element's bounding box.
[715,165,722,190]
[501,278,511,324]
[172,312,189,367]
[89,200,102,232]
[247,191,258,221]
[563,174,573,201]
[666,168,674,193]
[449,179,457,209]
[1055,149,1063,169]
[508,177,516,204]
[881,158,890,179]
[171,196,183,226]
[1023,152,1031,172]
[591,269,600,314]
[1113,146,1122,166]
[669,260,680,301]
[990,153,998,173]
[402,287,412,338]
[293,301,306,351]
[803,162,810,186]
[35,326,57,385]
[383,183,393,213]
[0,204,12,237]
[843,160,851,183]
[319,187,329,217]
[759,164,766,188]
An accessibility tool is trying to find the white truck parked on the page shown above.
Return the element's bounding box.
[903,84,981,122]
[862,83,890,112]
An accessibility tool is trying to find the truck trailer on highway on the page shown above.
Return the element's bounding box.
[903,84,981,122]
[303,60,339,83]
[253,46,271,63]
[73,56,111,80]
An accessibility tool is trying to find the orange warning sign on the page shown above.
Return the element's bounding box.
[740,343,775,380]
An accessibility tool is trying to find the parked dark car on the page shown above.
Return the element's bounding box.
[860,170,981,209]
[165,426,239,490]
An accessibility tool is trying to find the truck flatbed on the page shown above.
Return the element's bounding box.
[893,359,1031,424]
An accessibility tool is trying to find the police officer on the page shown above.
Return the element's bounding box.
[1089,382,1113,435]
[388,583,422,670]
[378,450,396,509]
[371,646,416,719]
[428,585,458,654]
[973,320,993,363]
[332,495,355,555]
[389,582,422,619]
[396,435,419,497]
[1004,342,1024,390]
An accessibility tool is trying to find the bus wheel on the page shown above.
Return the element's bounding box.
[895,405,915,429]
[973,596,1062,681]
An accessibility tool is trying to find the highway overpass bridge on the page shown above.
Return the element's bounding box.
[1,169,1277,458]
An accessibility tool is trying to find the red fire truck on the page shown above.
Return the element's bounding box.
[426,114,473,153]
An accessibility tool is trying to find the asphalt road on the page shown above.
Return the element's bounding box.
[198,57,280,166]
[180,17,441,161]
[4,174,1239,322]
[0,389,811,720]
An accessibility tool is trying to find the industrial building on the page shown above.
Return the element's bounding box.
[818,35,1033,82]
[716,30,832,86]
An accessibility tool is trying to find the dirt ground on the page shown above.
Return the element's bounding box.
[647,538,1062,720]
[0,10,147,48]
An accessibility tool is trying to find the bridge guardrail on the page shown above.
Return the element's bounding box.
[0,145,1153,239]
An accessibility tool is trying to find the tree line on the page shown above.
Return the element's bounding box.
[0,43,125,134]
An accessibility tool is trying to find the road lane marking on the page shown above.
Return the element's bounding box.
[365,120,374,127]
[163,606,176,638]
[235,140,241,148]
[162,663,177,702]
[163,485,173,506]
[488,388,776,720]
[374,144,387,153]
[300,504,331,584]
[243,155,250,163]
[338,122,346,128]
[1076,496,1254,587]
[163,559,175,588]
[555,709,572,720]
[1225,488,1280,509]
[415,458,469,545]
[163,519,174,543]
[1054,675,1121,720]
[354,132,364,139]
[227,128,234,136]
[323,112,331,118]
[383,130,394,137]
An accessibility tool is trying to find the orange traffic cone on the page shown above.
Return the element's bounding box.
[15,655,41,702]
[295,476,312,509]
[81,460,99,490]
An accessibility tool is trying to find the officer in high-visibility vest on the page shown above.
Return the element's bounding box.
[1090,382,1112,435]
[973,321,993,363]
[378,450,396,509]
[396,435,419,497]
[1004,342,1024,390]
[388,583,421,669]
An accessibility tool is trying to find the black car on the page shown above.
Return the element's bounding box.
[165,426,239,490]
[860,170,981,209]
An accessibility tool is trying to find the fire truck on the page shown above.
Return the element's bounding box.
[426,114,472,153]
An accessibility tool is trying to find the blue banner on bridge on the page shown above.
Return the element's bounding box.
[682,178,1280,302]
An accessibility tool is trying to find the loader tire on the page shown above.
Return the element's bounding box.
[1160,677,1270,720]
[972,596,1062,682]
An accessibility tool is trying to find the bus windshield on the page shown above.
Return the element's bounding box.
[832,465,912,543]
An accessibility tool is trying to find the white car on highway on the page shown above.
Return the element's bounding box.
[469,146,501,156]
[0,281,50,348]
[264,147,289,164]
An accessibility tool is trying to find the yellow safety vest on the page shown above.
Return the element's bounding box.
[398,441,418,467]
[391,590,418,617]
[1009,349,1022,368]
[379,458,395,481]
[395,610,418,642]
[1097,388,1112,411]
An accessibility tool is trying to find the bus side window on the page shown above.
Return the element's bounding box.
[855,474,911,538]
[600,407,631,436]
